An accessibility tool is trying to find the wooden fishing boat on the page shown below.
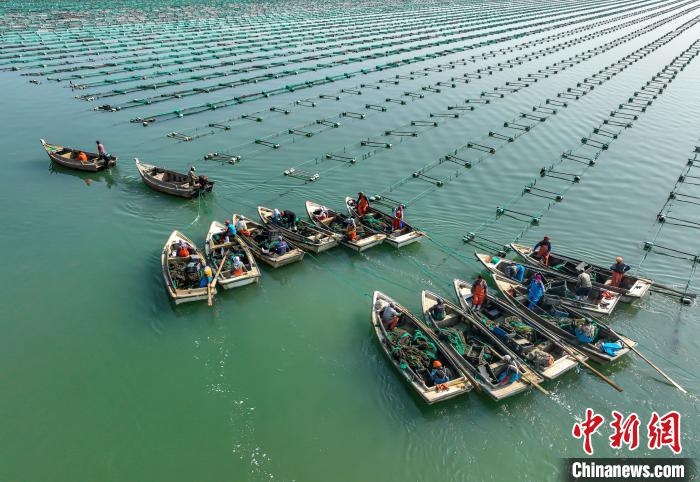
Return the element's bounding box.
[475,252,621,316]
[492,273,636,364]
[371,291,472,404]
[40,139,116,172]
[305,200,386,252]
[452,279,581,380]
[161,230,216,304]
[257,206,340,253]
[204,221,260,289]
[345,197,423,248]
[420,290,541,400]
[510,243,652,302]
[232,214,305,268]
[135,158,214,198]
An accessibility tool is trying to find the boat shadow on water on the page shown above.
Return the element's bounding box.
[48,162,118,188]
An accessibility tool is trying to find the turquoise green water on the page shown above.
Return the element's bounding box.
[1,1,699,480]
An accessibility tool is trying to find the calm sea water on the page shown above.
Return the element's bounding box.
[1,1,698,480]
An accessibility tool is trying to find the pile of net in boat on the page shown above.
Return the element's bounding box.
[387,328,437,371]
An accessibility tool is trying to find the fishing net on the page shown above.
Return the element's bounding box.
[387,328,433,370]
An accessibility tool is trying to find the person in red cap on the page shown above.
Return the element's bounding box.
[610,257,631,287]
[532,236,552,266]
[430,360,451,384]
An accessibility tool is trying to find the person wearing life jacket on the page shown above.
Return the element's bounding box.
[345,217,358,241]
[610,257,631,287]
[430,298,446,321]
[527,273,545,309]
[497,355,521,385]
[471,275,488,311]
[532,236,552,266]
[76,151,88,162]
[199,264,214,288]
[235,218,251,236]
[430,360,452,384]
[357,192,369,216]
[176,241,190,258]
[392,204,405,230]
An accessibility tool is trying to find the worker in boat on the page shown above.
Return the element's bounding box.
[527,273,545,309]
[345,217,358,241]
[532,236,552,266]
[471,274,488,311]
[199,264,214,288]
[514,264,526,282]
[503,262,517,279]
[430,360,452,384]
[317,206,330,220]
[357,192,369,216]
[576,320,597,343]
[281,209,298,232]
[271,208,283,225]
[176,241,191,258]
[392,204,405,230]
[188,166,201,189]
[236,218,251,236]
[575,268,592,301]
[95,140,109,162]
[268,236,288,255]
[430,298,446,321]
[224,220,237,239]
[498,355,521,385]
[228,255,245,276]
[381,303,400,330]
[610,257,631,287]
[76,151,88,162]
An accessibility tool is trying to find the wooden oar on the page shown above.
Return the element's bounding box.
[208,248,230,307]
[571,309,686,394]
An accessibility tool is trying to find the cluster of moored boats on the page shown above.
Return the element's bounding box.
[372,243,690,403]
[42,139,687,398]
[161,199,425,304]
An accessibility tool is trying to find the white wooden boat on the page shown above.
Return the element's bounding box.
[492,274,637,364]
[204,221,260,289]
[232,214,305,268]
[346,197,423,248]
[305,200,385,252]
[371,291,472,404]
[474,252,621,316]
[421,290,539,400]
[510,243,652,302]
[452,279,581,381]
[161,230,215,304]
[257,205,339,253]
